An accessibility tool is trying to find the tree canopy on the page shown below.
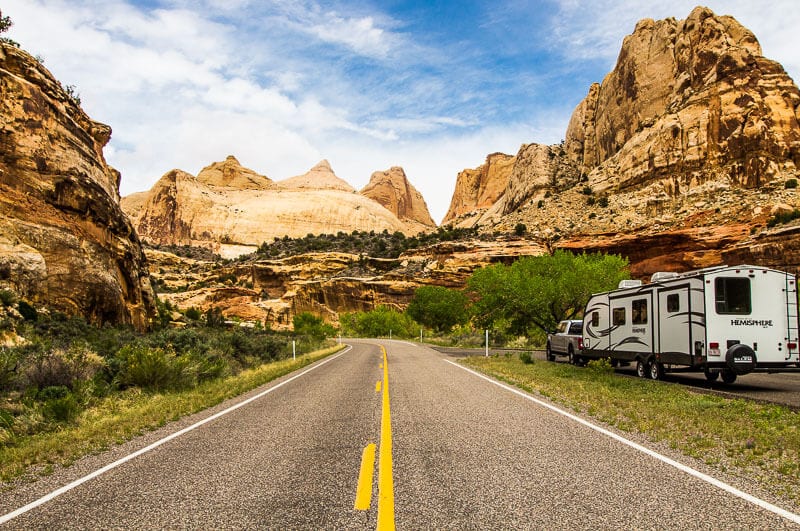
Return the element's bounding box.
[467,250,629,335]
[406,285,469,332]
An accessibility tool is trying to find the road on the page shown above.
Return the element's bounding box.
[2,340,798,529]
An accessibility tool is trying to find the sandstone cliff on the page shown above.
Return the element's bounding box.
[360,166,436,229]
[123,158,433,255]
[445,6,800,276]
[442,152,515,224]
[0,43,155,329]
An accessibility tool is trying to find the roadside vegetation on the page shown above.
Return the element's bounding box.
[463,354,800,504]
[0,300,340,482]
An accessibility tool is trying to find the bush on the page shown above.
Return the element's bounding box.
[38,386,81,423]
[17,300,37,321]
[785,179,798,189]
[113,344,196,391]
[20,343,105,390]
[766,209,800,228]
[185,307,202,320]
[0,289,16,307]
[341,306,418,338]
[582,186,593,195]
[519,352,533,364]
[293,312,335,341]
[587,358,614,374]
[514,223,527,236]
[597,197,609,208]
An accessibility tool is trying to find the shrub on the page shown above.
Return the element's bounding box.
[293,312,335,341]
[0,289,16,307]
[184,307,202,320]
[38,386,81,423]
[586,196,596,206]
[597,197,609,208]
[113,344,196,391]
[785,179,798,189]
[20,343,105,390]
[519,352,533,364]
[582,186,593,195]
[537,200,545,209]
[17,300,37,321]
[587,358,614,374]
[766,209,800,228]
[514,223,527,236]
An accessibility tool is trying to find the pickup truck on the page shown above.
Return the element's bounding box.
[546,320,584,364]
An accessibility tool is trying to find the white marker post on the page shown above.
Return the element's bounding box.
[292,340,296,361]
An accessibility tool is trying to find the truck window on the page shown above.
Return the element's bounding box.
[715,277,751,315]
[612,307,626,326]
[557,321,567,333]
[632,299,648,324]
[569,322,582,334]
[667,294,680,313]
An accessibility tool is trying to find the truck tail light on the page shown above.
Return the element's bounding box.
[578,338,584,350]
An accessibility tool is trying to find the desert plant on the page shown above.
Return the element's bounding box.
[17,300,37,322]
[785,179,798,189]
[113,344,196,391]
[0,289,16,307]
[519,351,533,364]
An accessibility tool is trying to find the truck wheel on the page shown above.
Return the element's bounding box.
[546,343,554,362]
[636,360,649,378]
[703,368,719,382]
[721,370,737,384]
[649,361,663,380]
[567,345,574,364]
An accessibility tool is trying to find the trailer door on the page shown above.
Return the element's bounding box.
[657,285,692,365]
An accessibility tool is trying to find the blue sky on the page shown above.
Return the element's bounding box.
[5,0,799,223]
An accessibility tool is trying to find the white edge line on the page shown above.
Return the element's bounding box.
[0,347,351,525]
[444,359,800,525]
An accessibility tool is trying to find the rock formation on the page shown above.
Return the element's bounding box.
[444,6,800,276]
[360,166,436,229]
[0,43,155,329]
[123,158,436,256]
[442,153,515,224]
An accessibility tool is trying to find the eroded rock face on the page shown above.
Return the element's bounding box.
[564,6,800,195]
[443,6,800,276]
[123,158,432,254]
[442,153,515,224]
[0,43,155,329]
[360,166,436,229]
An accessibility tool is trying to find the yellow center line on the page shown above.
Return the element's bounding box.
[377,346,395,530]
[375,381,381,393]
[354,443,376,510]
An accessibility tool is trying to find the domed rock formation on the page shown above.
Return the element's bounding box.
[122,158,433,256]
[0,43,155,329]
[360,166,436,229]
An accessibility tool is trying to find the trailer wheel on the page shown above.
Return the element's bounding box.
[546,343,554,362]
[636,360,649,378]
[648,361,663,380]
[703,368,719,382]
[721,369,737,384]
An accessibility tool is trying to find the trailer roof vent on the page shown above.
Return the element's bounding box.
[651,272,680,283]
[618,279,643,288]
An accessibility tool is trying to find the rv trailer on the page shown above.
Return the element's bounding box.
[581,265,800,384]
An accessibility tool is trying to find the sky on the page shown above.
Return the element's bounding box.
[4,1,799,223]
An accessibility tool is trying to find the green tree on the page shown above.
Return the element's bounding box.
[0,10,12,34]
[340,306,417,338]
[406,286,469,332]
[467,250,629,335]
[293,312,335,340]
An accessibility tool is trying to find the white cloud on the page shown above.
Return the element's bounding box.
[309,14,392,58]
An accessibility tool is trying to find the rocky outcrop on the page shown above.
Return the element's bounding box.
[122,158,432,255]
[279,160,354,191]
[442,153,515,224]
[443,6,800,276]
[196,155,275,190]
[360,166,436,229]
[152,239,548,328]
[0,43,155,329]
[564,6,799,195]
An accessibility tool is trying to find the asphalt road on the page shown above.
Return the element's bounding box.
[2,341,799,529]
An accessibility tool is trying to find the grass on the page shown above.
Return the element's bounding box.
[0,344,344,484]
[463,354,800,504]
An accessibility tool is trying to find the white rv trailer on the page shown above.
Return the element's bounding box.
[581,265,800,384]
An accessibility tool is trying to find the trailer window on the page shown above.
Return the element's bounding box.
[591,312,599,327]
[612,307,626,326]
[715,277,751,315]
[667,294,680,313]
[632,299,648,324]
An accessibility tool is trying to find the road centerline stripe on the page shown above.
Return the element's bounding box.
[0,348,350,525]
[354,443,376,510]
[445,359,800,525]
[377,346,395,530]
